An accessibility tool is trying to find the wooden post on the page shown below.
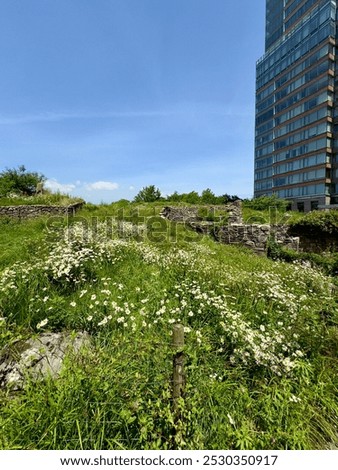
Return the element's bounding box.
[172,324,185,407]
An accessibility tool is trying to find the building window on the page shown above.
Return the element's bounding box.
[310,200,319,211]
[297,202,305,212]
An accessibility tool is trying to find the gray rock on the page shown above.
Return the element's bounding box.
[0,331,90,390]
[160,206,201,222]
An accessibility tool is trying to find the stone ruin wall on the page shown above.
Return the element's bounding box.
[296,235,338,253]
[0,202,84,219]
[161,203,300,255]
[213,223,299,255]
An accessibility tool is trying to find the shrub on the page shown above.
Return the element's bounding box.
[267,235,338,276]
[289,210,338,236]
[0,165,45,197]
[243,195,290,212]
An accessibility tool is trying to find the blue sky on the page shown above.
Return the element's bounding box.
[0,0,266,203]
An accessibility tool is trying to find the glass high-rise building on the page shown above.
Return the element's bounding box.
[254,0,338,211]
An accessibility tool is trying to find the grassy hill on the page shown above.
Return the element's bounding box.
[0,203,337,449]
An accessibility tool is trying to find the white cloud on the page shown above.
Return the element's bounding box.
[45,179,76,193]
[0,109,174,125]
[129,186,135,191]
[85,181,119,191]
[0,104,253,126]
[44,178,119,196]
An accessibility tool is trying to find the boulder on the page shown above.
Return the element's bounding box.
[0,331,90,390]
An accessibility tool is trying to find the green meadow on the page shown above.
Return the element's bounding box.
[0,203,337,450]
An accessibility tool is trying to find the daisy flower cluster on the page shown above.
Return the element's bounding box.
[0,219,336,378]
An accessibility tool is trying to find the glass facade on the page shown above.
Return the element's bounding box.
[254,0,338,210]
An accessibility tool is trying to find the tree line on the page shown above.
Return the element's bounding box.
[134,185,240,205]
[0,166,290,211]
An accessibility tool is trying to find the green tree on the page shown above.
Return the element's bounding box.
[201,188,218,204]
[216,193,240,204]
[166,191,182,202]
[134,185,162,203]
[181,191,200,204]
[0,165,46,197]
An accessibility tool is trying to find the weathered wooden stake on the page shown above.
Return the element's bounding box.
[172,324,185,407]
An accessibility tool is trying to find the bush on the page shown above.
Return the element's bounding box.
[179,191,200,204]
[267,235,338,276]
[243,195,290,212]
[289,210,338,236]
[0,165,45,197]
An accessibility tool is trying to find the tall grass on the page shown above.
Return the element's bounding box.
[0,217,48,268]
[0,192,83,206]
[0,206,337,449]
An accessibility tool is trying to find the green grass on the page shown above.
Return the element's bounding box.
[0,204,337,450]
[0,217,48,268]
[0,193,83,206]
